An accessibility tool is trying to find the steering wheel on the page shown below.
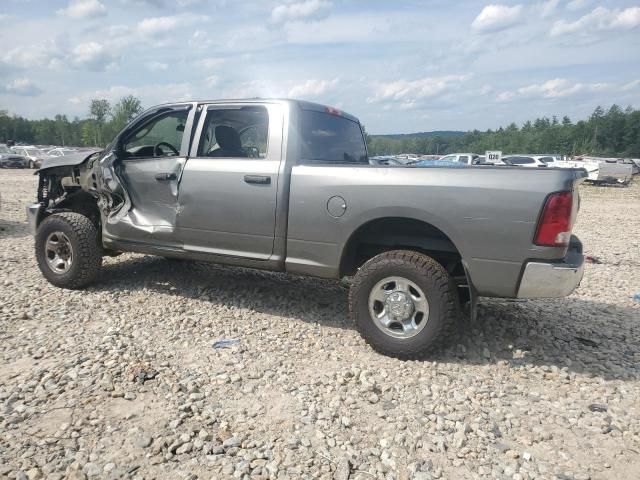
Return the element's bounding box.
[154,142,179,157]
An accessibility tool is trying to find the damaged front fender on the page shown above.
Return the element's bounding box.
[92,151,132,224]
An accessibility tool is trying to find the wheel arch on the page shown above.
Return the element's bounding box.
[339,216,471,300]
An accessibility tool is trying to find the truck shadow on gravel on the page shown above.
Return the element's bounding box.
[95,255,639,381]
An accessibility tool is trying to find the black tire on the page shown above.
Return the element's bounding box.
[349,250,458,359]
[35,213,103,289]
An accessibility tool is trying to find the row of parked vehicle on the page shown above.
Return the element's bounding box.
[0,144,78,169]
[370,152,638,184]
[369,153,565,167]
[436,153,564,167]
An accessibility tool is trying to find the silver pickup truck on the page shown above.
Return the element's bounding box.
[27,99,586,358]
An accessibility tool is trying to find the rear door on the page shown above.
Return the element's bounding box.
[176,103,284,260]
[102,104,195,246]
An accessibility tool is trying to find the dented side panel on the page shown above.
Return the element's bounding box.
[101,156,186,246]
[91,104,196,247]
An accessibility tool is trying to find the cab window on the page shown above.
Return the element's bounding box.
[299,110,367,165]
[198,106,269,159]
[122,110,189,159]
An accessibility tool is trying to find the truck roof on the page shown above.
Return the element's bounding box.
[151,98,361,124]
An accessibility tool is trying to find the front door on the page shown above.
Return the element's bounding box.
[102,104,195,247]
[176,103,284,260]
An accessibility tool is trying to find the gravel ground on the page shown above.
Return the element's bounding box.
[1,169,638,480]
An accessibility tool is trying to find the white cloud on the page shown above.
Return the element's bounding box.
[189,30,214,49]
[283,13,390,44]
[551,6,640,36]
[2,39,118,73]
[58,0,107,19]
[200,58,226,70]
[271,0,332,24]
[369,75,470,103]
[1,78,43,96]
[471,4,523,33]
[204,75,219,88]
[567,0,590,11]
[288,78,338,98]
[496,91,516,102]
[2,42,64,70]
[138,13,208,37]
[71,42,117,71]
[621,79,640,91]
[498,78,610,101]
[538,0,560,19]
[71,83,194,107]
[146,61,168,71]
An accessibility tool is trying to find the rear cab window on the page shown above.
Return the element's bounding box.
[197,106,269,159]
[299,109,368,165]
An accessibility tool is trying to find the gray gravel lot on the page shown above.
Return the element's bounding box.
[1,169,639,480]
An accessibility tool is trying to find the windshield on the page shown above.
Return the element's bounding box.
[0,145,10,154]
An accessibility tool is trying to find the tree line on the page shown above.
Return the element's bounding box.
[367,105,640,158]
[0,95,143,147]
[1,99,639,158]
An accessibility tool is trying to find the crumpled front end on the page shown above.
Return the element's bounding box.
[27,149,130,237]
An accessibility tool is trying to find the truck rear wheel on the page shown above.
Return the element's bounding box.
[349,250,457,359]
[35,213,102,289]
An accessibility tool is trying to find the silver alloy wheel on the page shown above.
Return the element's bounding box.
[45,231,74,274]
[368,276,429,339]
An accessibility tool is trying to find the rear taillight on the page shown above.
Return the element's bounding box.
[534,191,574,247]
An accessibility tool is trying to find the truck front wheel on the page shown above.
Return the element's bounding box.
[35,213,102,289]
[349,250,457,359]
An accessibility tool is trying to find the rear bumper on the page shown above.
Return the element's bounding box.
[517,236,584,298]
[26,203,44,236]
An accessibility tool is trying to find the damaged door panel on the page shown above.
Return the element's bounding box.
[31,103,197,251]
[95,104,196,249]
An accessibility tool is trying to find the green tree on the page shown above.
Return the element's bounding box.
[89,98,111,146]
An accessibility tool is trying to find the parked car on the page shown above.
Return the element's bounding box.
[502,155,554,168]
[47,147,78,157]
[11,146,49,169]
[27,99,587,358]
[437,153,484,165]
[538,154,564,164]
[0,143,29,168]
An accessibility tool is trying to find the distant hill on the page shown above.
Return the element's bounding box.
[373,131,465,139]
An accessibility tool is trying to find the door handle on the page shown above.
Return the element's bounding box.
[155,172,177,181]
[244,175,271,185]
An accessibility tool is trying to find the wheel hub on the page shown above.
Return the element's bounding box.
[45,231,74,274]
[385,291,414,320]
[368,276,430,339]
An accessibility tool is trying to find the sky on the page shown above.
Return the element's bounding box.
[0,0,639,134]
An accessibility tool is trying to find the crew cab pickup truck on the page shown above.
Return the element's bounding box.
[27,99,586,358]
